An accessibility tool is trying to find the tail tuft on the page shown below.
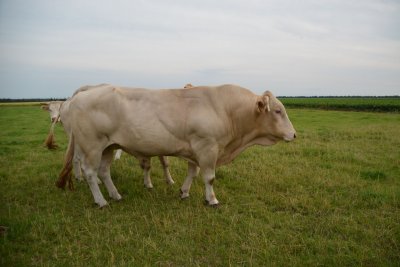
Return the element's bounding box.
[56,132,75,191]
[45,119,59,149]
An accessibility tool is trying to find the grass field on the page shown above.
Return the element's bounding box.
[280,97,400,112]
[1,104,399,266]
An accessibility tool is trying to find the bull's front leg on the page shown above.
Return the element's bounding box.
[196,145,219,206]
[201,168,219,206]
[180,161,200,199]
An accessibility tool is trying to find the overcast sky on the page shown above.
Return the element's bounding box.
[0,0,399,98]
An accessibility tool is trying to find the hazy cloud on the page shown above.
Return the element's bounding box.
[0,0,399,97]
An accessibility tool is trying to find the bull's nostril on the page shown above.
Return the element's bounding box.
[294,133,297,139]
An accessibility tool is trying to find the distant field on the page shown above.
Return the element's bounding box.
[279,97,400,112]
[1,105,399,266]
[0,102,43,107]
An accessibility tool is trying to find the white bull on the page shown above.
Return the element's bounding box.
[57,84,296,207]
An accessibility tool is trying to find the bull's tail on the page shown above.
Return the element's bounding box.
[44,115,60,149]
[56,132,74,190]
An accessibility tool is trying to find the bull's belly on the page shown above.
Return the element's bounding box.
[117,138,192,159]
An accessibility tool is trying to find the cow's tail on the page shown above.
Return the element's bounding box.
[56,132,74,190]
[44,115,60,149]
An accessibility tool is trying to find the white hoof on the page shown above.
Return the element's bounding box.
[166,179,175,185]
[207,198,219,206]
[111,192,122,201]
[180,189,190,199]
[144,183,154,189]
[96,199,108,208]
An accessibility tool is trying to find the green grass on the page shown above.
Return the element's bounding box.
[280,97,400,112]
[1,105,399,266]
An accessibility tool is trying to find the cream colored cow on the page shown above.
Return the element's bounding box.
[57,84,296,207]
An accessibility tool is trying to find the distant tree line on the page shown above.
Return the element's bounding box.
[0,98,67,103]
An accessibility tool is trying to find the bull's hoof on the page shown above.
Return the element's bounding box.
[204,199,220,208]
[180,189,189,199]
[166,179,175,185]
[96,199,108,209]
[110,193,122,201]
[144,184,154,190]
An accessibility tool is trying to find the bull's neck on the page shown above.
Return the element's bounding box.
[217,95,262,165]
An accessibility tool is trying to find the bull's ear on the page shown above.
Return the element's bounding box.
[256,95,270,113]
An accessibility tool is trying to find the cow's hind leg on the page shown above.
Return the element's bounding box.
[80,150,108,208]
[74,152,101,184]
[180,161,200,199]
[98,148,122,201]
[158,156,174,185]
[140,157,153,189]
[73,154,83,182]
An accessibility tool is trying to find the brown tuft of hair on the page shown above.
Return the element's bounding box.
[56,133,75,190]
[44,118,59,149]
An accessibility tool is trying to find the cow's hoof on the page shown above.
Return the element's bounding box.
[204,199,220,208]
[166,179,175,185]
[180,189,189,199]
[96,199,108,208]
[110,193,122,201]
[144,184,154,190]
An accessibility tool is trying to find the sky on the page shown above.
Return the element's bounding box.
[0,0,399,98]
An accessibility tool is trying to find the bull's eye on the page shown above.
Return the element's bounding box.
[275,110,281,114]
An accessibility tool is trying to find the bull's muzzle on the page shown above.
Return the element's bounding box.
[284,132,297,142]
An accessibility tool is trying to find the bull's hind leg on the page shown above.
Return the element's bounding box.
[158,156,175,185]
[80,149,108,208]
[73,152,101,184]
[72,154,83,181]
[140,157,153,189]
[180,162,200,199]
[98,148,122,201]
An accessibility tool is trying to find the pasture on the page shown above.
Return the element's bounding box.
[280,97,400,112]
[0,103,399,266]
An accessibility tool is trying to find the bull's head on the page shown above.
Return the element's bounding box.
[255,91,296,142]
